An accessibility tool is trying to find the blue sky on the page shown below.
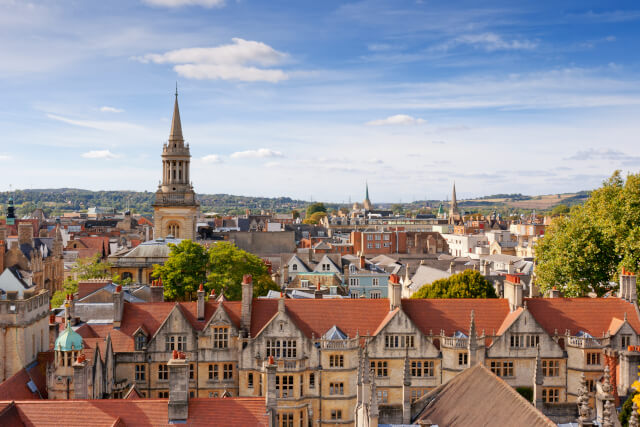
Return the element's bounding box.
[1,0,640,203]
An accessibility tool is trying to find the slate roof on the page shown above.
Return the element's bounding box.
[0,398,269,426]
[414,363,555,426]
[410,265,451,288]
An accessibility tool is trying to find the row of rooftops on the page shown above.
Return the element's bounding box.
[68,296,640,355]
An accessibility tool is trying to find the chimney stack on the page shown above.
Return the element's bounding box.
[73,353,88,399]
[549,287,561,298]
[113,285,124,328]
[168,350,189,424]
[18,222,34,248]
[619,268,637,303]
[49,311,59,350]
[150,279,165,303]
[265,356,277,427]
[504,275,523,312]
[197,283,205,321]
[482,260,490,276]
[359,252,366,269]
[241,274,253,335]
[388,274,401,310]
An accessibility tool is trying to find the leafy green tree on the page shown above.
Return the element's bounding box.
[411,270,497,299]
[535,171,640,297]
[51,277,80,307]
[303,211,327,224]
[391,204,404,215]
[50,254,111,306]
[306,202,327,217]
[72,253,112,278]
[620,391,638,426]
[207,242,279,300]
[292,209,300,219]
[551,204,570,216]
[535,207,616,297]
[152,240,209,301]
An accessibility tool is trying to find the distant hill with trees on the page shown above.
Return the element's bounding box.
[0,188,591,218]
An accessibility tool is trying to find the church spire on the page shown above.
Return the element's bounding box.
[363,181,372,211]
[451,181,458,211]
[169,85,183,143]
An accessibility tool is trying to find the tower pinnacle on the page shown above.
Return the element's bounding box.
[169,88,183,143]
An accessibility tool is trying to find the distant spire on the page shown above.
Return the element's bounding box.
[451,181,458,210]
[169,86,183,143]
[363,181,372,210]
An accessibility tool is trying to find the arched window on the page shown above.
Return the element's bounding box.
[291,264,297,271]
[167,222,180,238]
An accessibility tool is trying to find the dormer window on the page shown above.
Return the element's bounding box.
[349,265,356,274]
[135,333,146,351]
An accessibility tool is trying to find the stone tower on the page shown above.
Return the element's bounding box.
[152,88,200,240]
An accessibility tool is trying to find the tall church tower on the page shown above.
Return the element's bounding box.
[153,88,200,240]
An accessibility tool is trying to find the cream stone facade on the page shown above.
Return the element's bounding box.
[17,272,640,426]
[152,90,199,240]
[0,287,50,382]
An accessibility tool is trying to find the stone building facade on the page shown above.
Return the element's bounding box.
[0,287,50,382]
[43,272,640,426]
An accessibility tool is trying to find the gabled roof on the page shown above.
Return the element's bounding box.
[401,299,509,337]
[79,301,243,352]
[287,254,311,272]
[0,398,269,426]
[0,267,32,296]
[250,299,391,338]
[525,297,640,337]
[414,364,555,427]
[323,325,348,340]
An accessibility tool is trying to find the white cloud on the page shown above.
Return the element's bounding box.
[174,64,288,83]
[100,106,124,113]
[230,148,284,159]
[0,155,12,161]
[136,38,289,83]
[46,113,143,132]
[201,154,223,163]
[366,114,425,126]
[142,0,225,7]
[139,39,287,66]
[264,161,281,168]
[438,32,537,52]
[81,150,119,160]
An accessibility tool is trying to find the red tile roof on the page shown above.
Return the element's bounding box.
[251,299,393,338]
[525,297,640,337]
[77,281,111,300]
[401,299,510,337]
[0,357,48,400]
[0,398,269,426]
